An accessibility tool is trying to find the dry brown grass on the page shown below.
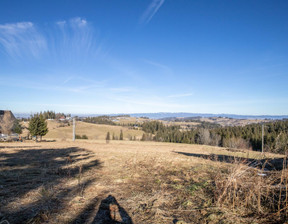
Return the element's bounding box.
[113,117,149,125]
[212,159,288,223]
[44,121,144,141]
[0,140,287,223]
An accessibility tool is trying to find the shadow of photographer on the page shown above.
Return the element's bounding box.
[92,195,133,224]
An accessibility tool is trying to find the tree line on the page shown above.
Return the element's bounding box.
[140,120,288,154]
[20,111,71,121]
[106,130,124,142]
[40,111,71,120]
[82,116,116,125]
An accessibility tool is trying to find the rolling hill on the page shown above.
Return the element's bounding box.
[44,120,144,141]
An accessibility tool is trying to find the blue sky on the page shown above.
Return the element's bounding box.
[0,0,287,115]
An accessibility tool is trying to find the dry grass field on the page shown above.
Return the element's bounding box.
[1,140,287,224]
[112,117,149,126]
[44,121,144,141]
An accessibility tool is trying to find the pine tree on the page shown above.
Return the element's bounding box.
[12,120,23,135]
[120,130,123,140]
[106,132,110,143]
[141,133,146,141]
[28,114,48,142]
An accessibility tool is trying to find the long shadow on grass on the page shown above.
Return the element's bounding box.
[173,151,287,171]
[0,146,102,223]
[71,195,133,224]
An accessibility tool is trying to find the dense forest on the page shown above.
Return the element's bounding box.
[141,120,288,154]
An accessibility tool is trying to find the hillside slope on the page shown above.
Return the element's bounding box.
[45,121,144,140]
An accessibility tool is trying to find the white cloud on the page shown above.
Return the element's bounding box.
[56,17,87,28]
[0,75,106,94]
[56,21,66,27]
[70,17,87,27]
[140,0,165,24]
[0,22,47,59]
[0,17,106,67]
[54,17,101,60]
[0,22,33,34]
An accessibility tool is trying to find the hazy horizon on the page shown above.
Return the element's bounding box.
[1,0,287,115]
[13,111,288,120]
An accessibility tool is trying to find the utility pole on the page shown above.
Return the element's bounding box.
[262,123,264,154]
[72,118,76,141]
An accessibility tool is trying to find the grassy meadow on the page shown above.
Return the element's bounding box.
[44,120,145,141]
[1,136,288,223]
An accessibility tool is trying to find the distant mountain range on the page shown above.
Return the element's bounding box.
[131,113,288,120]
[14,112,288,120]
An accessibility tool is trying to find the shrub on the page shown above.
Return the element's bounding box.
[75,135,82,139]
[82,135,88,139]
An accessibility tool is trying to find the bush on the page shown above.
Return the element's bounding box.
[75,134,88,139]
[82,135,88,139]
[75,135,82,139]
[222,137,251,150]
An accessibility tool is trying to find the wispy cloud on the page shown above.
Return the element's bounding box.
[62,76,106,86]
[168,93,194,98]
[0,22,47,59]
[143,59,173,76]
[0,75,106,94]
[140,0,165,24]
[54,17,103,61]
[0,17,104,63]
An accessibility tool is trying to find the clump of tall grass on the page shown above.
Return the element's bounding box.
[213,158,288,220]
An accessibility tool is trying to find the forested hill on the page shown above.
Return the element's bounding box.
[141,119,288,154]
[131,113,288,120]
[15,112,288,120]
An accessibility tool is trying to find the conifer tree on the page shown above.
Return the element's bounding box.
[120,130,124,140]
[28,114,48,142]
[12,120,23,135]
[141,133,146,141]
[106,132,110,143]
